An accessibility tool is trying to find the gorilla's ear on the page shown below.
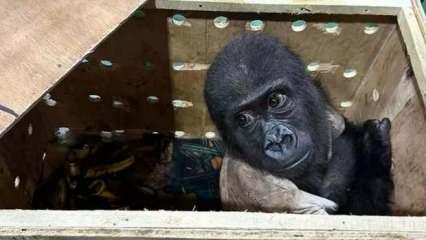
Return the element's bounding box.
[326,105,345,139]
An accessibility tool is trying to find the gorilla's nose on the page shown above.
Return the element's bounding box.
[264,125,296,152]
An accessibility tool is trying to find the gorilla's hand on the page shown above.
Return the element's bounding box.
[361,118,392,174]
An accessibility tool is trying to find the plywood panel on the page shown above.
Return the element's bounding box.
[168,13,209,137]
[169,12,395,136]
[398,7,426,111]
[264,16,394,110]
[0,154,27,208]
[0,108,49,208]
[40,9,174,134]
[391,95,426,215]
[0,0,147,138]
[345,29,410,121]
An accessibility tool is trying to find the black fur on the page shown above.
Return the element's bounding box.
[204,32,393,215]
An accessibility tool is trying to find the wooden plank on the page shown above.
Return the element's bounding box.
[40,9,174,135]
[156,0,409,15]
[262,17,394,111]
[168,13,209,137]
[0,0,148,138]
[0,211,425,239]
[391,94,426,215]
[344,28,410,121]
[0,108,50,208]
[398,7,426,111]
[0,155,27,208]
[381,73,417,120]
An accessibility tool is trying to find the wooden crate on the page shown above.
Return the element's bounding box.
[0,0,425,239]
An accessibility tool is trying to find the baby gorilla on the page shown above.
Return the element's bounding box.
[204,32,393,215]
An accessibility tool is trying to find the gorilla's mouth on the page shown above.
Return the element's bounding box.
[264,145,311,170]
[263,125,312,170]
[283,150,311,169]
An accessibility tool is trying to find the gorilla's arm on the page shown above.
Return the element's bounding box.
[320,118,393,214]
[320,135,357,207]
[221,154,338,214]
[342,118,394,214]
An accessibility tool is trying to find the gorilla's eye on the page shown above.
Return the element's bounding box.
[236,112,254,128]
[268,92,288,109]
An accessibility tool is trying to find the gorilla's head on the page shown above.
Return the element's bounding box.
[204,33,333,178]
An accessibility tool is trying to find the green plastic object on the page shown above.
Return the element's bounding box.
[249,20,265,31]
[133,10,145,18]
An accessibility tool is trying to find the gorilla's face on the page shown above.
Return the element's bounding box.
[231,87,314,171]
[205,33,331,177]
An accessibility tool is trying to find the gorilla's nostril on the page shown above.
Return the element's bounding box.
[282,134,293,146]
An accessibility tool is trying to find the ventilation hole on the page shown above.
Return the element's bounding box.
[205,132,216,139]
[45,99,57,107]
[174,131,185,138]
[42,152,47,161]
[372,89,380,102]
[14,176,20,189]
[364,24,379,35]
[27,124,33,136]
[307,62,320,72]
[43,93,51,100]
[213,16,229,29]
[172,62,185,71]
[172,99,193,108]
[343,68,357,78]
[100,60,113,67]
[172,14,186,26]
[152,131,159,135]
[43,93,57,106]
[113,130,125,135]
[291,20,307,32]
[81,58,89,64]
[248,20,265,31]
[325,22,339,33]
[146,96,159,103]
[88,94,102,102]
[144,61,154,71]
[100,131,113,141]
[340,101,353,108]
[112,100,124,108]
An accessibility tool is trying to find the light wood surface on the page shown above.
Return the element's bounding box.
[0,0,147,138]
[0,210,425,239]
[156,0,409,15]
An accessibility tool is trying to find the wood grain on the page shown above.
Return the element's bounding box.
[0,108,49,208]
[156,0,408,15]
[168,13,209,137]
[391,94,426,215]
[169,12,394,136]
[398,7,426,111]
[42,9,174,134]
[0,0,147,138]
[0,210,425,239]
[345,28,409,121]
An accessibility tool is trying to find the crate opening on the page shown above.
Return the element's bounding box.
[0,8,425,216]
